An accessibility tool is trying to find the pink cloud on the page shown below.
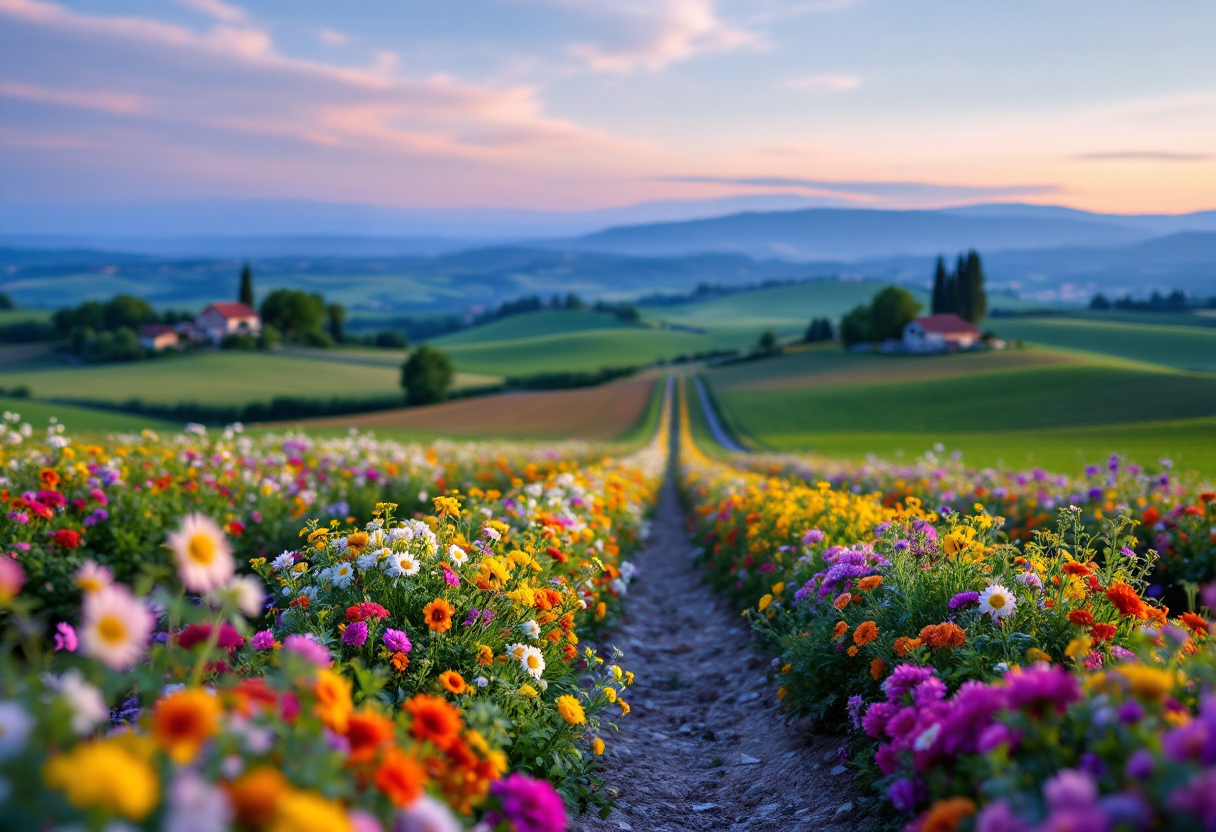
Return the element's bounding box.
[0,80,145,114]
[175,0,247,24]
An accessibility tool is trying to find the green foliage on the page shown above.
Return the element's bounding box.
[931,250,987,324]
[869,286,923,341]
[53,295,156,336]
[0,292,14,310]
[840,304,872,347]
[401,345,455,405]
[374,330,409,349]
[327,302,346,344]
[259,288,327,339]
[755,329,781,355]
[256,323,282,349]
[238,262,255,307]
[804,317,834,343]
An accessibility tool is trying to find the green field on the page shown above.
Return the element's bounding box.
[0,396,174,433]
[992,317,1216,372]
[432,310,632,346]
[0,350,491,407]
[705,348,1216,473]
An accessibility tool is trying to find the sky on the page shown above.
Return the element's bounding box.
[0,0,1213,215]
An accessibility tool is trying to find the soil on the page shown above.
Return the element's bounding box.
[576,476,862,832]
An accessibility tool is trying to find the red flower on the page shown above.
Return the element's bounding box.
[1090,623,1118,643]
[178,623,246,650]
[545,547,568,564]
[346,602,390,623]
[50,529,81,550]
[1067,609,1095,628]
[1142,507,1161,526]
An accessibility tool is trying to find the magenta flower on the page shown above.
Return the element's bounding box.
[1004,664,1080,715]
[54,621,78,652]
[442,566,460,587]
[489,774,568,832]
[283,634,332,666]
[802,529,825,545]
[882,664,936,700]
[383,628,412,653]
[343,620,369,648]
[251,630,275,650]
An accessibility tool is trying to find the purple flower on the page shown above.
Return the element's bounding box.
[1005,664,1080,714]
[1045,769,1097,810]
[383,628,412,654]
[283,634,332,666]
[802,529,825,545]
[949,591,980,610]
[251,630,275,650]
[977,722,1017,754]
[1169,770,1216,830]
[343,620,368,648]
[882,664,936,700]
[847,694,864,729]
[1125,748,1154,779]
[862,701,898,737]
[1116,700,1144,724]
[975,800,1029,832]
[887,778,923,812]
[489,773,568,832]
[53,621,78,652]
[463,608,481,627]
[1099,794,1151,830]
[939,681,1008,756]
[893,539,910,552]
[1162,722,1207,763]
[913,677,947,706]
[874,743,898,775]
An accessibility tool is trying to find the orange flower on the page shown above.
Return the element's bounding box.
[853,621,879,646]
[1090,623,1118,643]
[1106,582,1148,619]
[39,468,61,490]
[404,694,464,750]
[919,797,976,832]
[846,645,858,657]
[476,645,494,666]
[1142,507,1160,526]
[345,531,370,552]
[423,598,455,632]
[150,688,222,764]
[439,671,467,695]
[1067,609,1095,628]
[225,767,288,830]
[858,575,883,592]
[894,636,923,657]
[375,748,427,807]
[561,643,577,661]
[345,710,396,764]
[390,651,410,673]
[833,621,848,639]
[314,669,353,734]
[919,623,966,649]
[870,658,887,680]
[1062,562,1092,577]
[1180,612,1209,639]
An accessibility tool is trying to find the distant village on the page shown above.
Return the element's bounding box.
[137,302,261,351]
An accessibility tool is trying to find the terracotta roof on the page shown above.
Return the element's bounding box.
[202,302,259,320]
[911,314,978,335]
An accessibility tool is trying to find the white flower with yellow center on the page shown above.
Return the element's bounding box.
[80,584,153,670]
[520,620,541,640]
[384,552,420,578]
[518,645,546,680]
[47,670,108,735]
[448,544,469,567]
[73,560,113,595]
[979,583,1017,620]
[167,514,233,594]
[329,562,355,588]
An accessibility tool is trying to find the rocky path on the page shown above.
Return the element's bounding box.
[577,476,857,832]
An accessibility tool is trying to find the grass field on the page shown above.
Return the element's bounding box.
[990,317,1216,372]
[432,310,633,346]
[0,350,491,406]
[705,348,1216,473]
[0,396,174,432]
[294,376,659,442]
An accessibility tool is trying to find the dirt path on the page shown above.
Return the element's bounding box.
[577,476,858,832]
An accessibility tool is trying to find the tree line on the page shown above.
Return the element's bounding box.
[930,251,987,324]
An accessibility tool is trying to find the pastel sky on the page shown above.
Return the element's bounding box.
[1,0,1213,213]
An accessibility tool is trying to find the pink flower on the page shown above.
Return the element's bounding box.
[383,628,412,654]
[283,634,331,666]
[54,621,78,652]
[489,774,568,832]
[343,620,368,648]
[0,556,25,603]
[251,630,275,650]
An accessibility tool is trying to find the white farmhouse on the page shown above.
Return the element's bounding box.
[195,302,261,345]
[903,314,979,352]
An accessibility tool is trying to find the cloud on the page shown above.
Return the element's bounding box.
[0,80,145,114]
[661,175,1062,203]
[1073,150,1212,163]
[0,0,634,163]
[175,0,247,24]
[318,28,349,46]
[564,0,756,73]
[784,73,859,92]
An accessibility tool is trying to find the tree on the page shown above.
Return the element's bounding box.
[401,346,455,406]
[931,257,951,314]
[756,330,780,354]
[327,303,346,344]
[238,264,255,307]
[1089,293,1112,310]
[103,295,157,332]
[804,318,834,343]
[260,289,327,340]
[840,304,872,347]
[868,285,923,341]
[956,250,987,325]
[0,293,13,311]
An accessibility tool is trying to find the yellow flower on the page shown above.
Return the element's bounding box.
[593,737,605,755]
[1116,664,1174,702]
[1065,636,1093,660]
[1025,647,1051,663]
[518,684,539,697]
[619,700,631,716]
[556,694,586,725]
[269,790,354,832]
[771,582,785,595]
[602,687,617,703]
[476,644,494,666]
[624,671,634,686]
[43,737,159,821]
[758,594,773,612]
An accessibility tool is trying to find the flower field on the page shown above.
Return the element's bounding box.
[676,380,1216,831]
[0,397,669,831]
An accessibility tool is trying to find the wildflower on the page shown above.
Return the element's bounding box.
[346,710,396,764]
[1115,664,1173,701]
[42,737,159,821]
[395,794,462,832]
[489,773,568,832]
[476,644,494,665]
[978,583,1017,620]
[883,664,936,699]
[47,670,108,735]
[517,645,546,679]
[423,598,455,632]
[556,695,586,725]
[269,790,355,832]
[347,602,390,622]
[833,621,848,639]
[1067,609,1095,627]
[168,513,234,594]
[919,623,966,649]
[53,621,78,652]
[439,671,468,695]
[894,636,923,657]
[1064,636,1092,660]
[521,620,541,640]
[1180,612,1209,639]
[854,621,879,646]
[383,627,412,653]
[151,688,222,764]
[284,634,331,666]
[519,684,539,697]
[226,575,266,617]
[80,583,154,669]
[390,652,410,672]
[329,562,355,588]
[271,551,296,571]
[0,701,34,760]
[50,528,81,549]
[858,575,883,591]
[342,620,369,648]
[404,694,464,750]
[448,543,469,566]
[251,630,275,650]
[803,529,825,545]
[1005,664,1080,714]
[385,552,421,578]
[164,769,232,832]
[594,737,606,755]
[948,591,980,610]
[314,669,354,733]
[0,558,25,604]
[871,658,888,680]
[915,797,975,832]
[1106,582,1149,619]
[833,593,851,610]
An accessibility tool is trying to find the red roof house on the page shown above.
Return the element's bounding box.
[903,314,979,351]
[195,302,261,345]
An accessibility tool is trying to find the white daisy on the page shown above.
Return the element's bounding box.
[388,525,414,543]
[329,562,355,588]
[46,670,108,735]
[167,514,234,594]
[73,560,113,594]
[358,549,386,570]
[384,552,420,578]
[978,583,1017,620]
[80,583,154,670]
[271,551,296,572]
[518,645,546,679]
[228,575,266,617]
[448,544,469,567]
[520,620,541,640]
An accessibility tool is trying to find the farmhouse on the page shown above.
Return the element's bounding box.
[903,313,979,352]
[195,302,261,345]
[137,324,180,351]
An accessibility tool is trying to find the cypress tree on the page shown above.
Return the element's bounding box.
[963,250,987,324]
[952,255,969,321]
[931,257,948,314]
[238,263,254,307]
